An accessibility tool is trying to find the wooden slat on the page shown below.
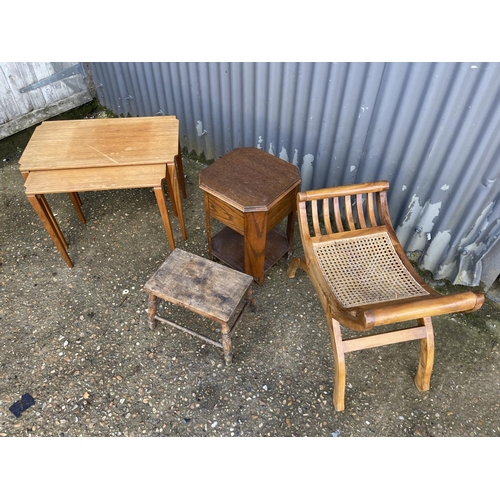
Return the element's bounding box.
[342,325,428,353]
[311,199,321,236]
[345,195,355,230]
[367,192,377,227]
[356,193,367,228]
[333,197,344,232]
[297,200,311,238]
[323,198,333,234]
[296,181,390,202]
[377,191,392,226]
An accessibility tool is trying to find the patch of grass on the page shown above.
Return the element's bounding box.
[49,98,115,121]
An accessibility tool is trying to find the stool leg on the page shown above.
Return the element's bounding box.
[221,322,233,366]
[148,293,158,330]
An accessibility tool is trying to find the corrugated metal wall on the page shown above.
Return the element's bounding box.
[88,62,500,289]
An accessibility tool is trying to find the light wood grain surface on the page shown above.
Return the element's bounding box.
[19,116,179,171]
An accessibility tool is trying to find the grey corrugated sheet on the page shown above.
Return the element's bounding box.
[88,62,500,289]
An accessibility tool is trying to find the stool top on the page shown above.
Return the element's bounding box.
[144,249,253,323]
[199,147,301,211]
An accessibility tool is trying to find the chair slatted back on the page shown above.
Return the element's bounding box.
[297,181,391,240]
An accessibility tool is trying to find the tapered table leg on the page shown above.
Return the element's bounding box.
[38,194,68,250]
[154,181,176,251]
[167,163,187,240]
[68,192,86,223]
[176,139,187,199]
[27,194,73,268]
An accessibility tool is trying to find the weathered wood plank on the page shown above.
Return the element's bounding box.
[0,62,93,140]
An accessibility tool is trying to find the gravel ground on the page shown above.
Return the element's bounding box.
[1,108,499,446]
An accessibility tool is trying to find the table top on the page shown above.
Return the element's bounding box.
[144,249,253,323]
[19,116,179,172]
[199,147,301,211]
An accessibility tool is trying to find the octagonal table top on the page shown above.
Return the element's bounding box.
[199,147,301,212]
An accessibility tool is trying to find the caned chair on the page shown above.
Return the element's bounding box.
[288,181,484,411]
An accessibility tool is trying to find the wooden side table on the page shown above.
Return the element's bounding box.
[144,249,255,365]
[24,164,177,267]
[199,147,301,285]
[19,116,187,267]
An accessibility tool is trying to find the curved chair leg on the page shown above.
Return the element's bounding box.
[288,259,346,410]
[414,317,435,391]
[287,256,307,278]
[327,311,346,411]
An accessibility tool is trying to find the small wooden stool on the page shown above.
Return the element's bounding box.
[144,249,255,365]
